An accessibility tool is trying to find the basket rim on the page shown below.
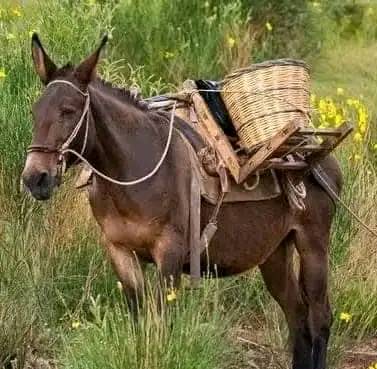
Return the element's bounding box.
[220,86,311,95]
[222,58,310,84]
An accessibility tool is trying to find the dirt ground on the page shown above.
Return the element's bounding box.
[19,326,377,369]
[339,339,377,369]
[232,325,377,369]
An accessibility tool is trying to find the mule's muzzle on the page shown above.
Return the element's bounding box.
[22,170,60,200]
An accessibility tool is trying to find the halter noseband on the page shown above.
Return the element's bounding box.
[27,79,91,173]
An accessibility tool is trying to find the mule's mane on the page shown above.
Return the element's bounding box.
[53,63,148,111]
[94,78,148,111]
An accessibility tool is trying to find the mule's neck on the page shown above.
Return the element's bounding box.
[84,84,166,181]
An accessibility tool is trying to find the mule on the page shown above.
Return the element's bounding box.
[21,34,342,369]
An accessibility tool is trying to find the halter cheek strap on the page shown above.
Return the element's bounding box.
[27,79,90,173]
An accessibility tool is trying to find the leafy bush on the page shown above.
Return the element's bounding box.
[320,0,377,41]
[241,0,322,59]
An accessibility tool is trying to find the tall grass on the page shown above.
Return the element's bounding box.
[1,1,377,369]
[60,279,237,369]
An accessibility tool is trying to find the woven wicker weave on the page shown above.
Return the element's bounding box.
[221,59,310,150]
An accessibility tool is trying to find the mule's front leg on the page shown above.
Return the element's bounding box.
[106,241,144,316]
[151,227,186,305]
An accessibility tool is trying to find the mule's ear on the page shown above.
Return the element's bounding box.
[31,33,57,84]
[75,35,108,85]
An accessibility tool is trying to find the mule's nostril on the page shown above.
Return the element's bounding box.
[23,171,50,191]
[22,171,54,201]
[36,171,49,187]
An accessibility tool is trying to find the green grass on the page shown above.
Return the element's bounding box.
[1,1,377,369]
[60,280,237,369]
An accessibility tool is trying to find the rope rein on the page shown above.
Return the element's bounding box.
[27,80,176,186]
[63,103,176,186]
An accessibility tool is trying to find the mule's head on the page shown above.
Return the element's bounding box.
[22,34,107,200]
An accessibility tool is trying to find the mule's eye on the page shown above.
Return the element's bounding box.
[61,106,76,116]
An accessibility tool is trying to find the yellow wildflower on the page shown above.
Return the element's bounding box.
[227,36,235,48]
[265,21,273,32]
[71,320,81,329]
[164,51,175,59]
[353,154,361,161]
[11,8,21,17]
[6,33,16,40]
[346,98,360,107]
[373,143,377,151]
[336,87,344,95]
[340,312,352,322]
[335,114,343,126]
[353,132,363,143]
[318,99,326,112]
[0,68,6,79]
[167,288,177,302]
[326,101,337,118]
[358,108,368,126]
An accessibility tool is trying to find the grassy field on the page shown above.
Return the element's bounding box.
[1,1,377,368]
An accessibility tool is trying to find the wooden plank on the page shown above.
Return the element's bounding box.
[191,92,241,182]
[298,127,346,136]
[286,136,309,145]
[277,143,332,153]
[305,121,353,165]
[263,158,308,170]
[238,120,301,183]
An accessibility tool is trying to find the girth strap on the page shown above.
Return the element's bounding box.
[189,172,201,287]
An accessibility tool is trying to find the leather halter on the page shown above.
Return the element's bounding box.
[26,80,176,187]
[27,80,90,172]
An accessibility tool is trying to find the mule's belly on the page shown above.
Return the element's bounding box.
[198,199,291,275]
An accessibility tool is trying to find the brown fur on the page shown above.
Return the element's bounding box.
[22,35,342,369]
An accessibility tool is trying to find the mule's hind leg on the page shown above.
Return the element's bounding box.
[259,237,312,369]
[106,241,144,316]
[295,227,332,369]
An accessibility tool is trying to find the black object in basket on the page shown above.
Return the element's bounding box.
[195,80,236,137]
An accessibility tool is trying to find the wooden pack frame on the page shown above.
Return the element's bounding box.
[154,83,353,183]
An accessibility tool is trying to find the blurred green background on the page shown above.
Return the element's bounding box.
[1,1,377,368]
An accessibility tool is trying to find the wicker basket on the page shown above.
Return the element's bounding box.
[221,59,310,151]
